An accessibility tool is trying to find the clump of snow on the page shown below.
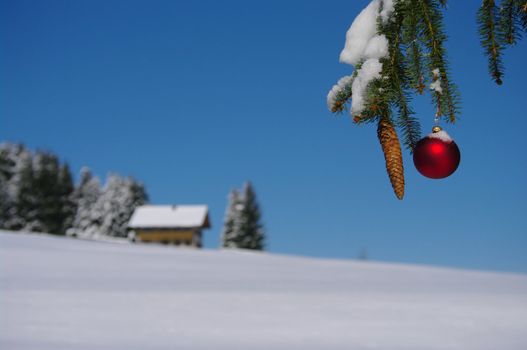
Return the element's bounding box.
[430,80,442,93]
[326,75,354,111]
[364,34,389,59]
[351,58,383,114]
[339,0,381,65]
[380,0,395,23]
[430,68,443,94]
[338,0,394,115]
[428,130,453,142]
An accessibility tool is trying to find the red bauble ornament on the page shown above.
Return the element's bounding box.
[413,127,460,179]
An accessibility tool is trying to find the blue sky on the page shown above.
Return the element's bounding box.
[2,0,526,273]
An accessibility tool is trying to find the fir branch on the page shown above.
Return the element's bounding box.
[403,0,426,94]
[327,76,354,113]
[478,0,504,84]
[354,79,386,125]
[394,99,421,151]
[418,0,460,122]
[332,88,352,113]
[516,0,527,31]
[499,0,523,44]
[381,4,422,150]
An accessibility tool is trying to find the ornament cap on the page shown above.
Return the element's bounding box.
[432,125,442,133]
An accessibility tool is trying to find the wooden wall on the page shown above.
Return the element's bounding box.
[136,229,197,245]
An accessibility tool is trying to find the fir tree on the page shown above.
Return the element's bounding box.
[0,180,8,228]
[0,148,13,228]
[221,188,242,248]
[221,182,265,250]
[129,180,149,210]
[238,182,265,250]
[32,152,63,234]
[0,143,31,230]
[68,167,102,238]
[96,174,148,238]
[15,154,39,231]
[58,163,76,234]
[0,146,13,180]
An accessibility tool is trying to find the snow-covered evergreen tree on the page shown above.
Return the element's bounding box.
[0,145,67,233]
[67,167,102,238]
[0,142,150,238]
[57,163,76,234]
[238,182,265,250]
[31,152,63,234]
[129,180,148,213]
[0,180,8,228]
[0,149,11,228]
[221,188,242,248]
[221,182,265,250]
[15,153,40,231]
[0,143,32,230]
[95,174,148,238]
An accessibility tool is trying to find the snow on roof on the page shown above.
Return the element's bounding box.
[128,205,210,229]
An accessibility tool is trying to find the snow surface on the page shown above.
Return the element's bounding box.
[2,231,527,350]
[128,205,208,228]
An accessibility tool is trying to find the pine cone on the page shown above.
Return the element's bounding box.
[377,118,405,200]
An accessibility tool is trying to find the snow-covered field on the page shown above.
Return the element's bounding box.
[1,231,527,350]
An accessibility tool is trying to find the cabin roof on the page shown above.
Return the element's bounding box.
[128,205,210,229]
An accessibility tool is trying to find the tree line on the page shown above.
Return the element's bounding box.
[0,143,148,238]
[1,142,267,249]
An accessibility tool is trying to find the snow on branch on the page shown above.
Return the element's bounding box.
[327,75,354,112]
[337,0,394,115]
[430,68,443,94]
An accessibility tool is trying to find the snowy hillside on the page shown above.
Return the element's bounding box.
[1,231,527,350]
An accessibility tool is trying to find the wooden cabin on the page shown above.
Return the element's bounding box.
[128,205,210,247]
